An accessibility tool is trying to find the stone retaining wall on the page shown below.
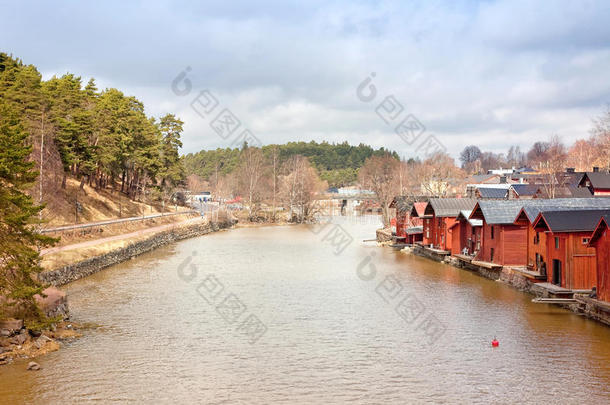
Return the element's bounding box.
[411,245,446,262]
[376,228,393,243]
[39,220,234,286]
[573,296,610,326]
[405,246,610,327]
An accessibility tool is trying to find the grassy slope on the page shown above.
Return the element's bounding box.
[38,178,171,226]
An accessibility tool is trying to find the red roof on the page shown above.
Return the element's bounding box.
[413,202,427,217]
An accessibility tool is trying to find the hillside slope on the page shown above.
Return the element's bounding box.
[182,141,399,187]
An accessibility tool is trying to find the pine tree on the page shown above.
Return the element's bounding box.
[159,113,185,189]
[0,100,56,323]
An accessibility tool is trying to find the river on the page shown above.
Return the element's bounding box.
[1,217,610,404]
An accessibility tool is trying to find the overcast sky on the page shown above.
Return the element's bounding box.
[3,0,610,159]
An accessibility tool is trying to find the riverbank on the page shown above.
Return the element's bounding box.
[1,217,238,368]
[0,321,87,367]
[39,218,236,286]
[396,242,610,327]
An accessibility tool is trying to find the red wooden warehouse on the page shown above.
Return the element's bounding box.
[389,197,425,244]
[406,202,426,244]
[389,196,410,241]
[449,210,482,256]
[577,170,610,196]
[421,198,477,252]
[589,215,610,302]
[469,200,530,266]
[411,201,432,245]
[532,209,610,290]
[514,199,610,276]
[470,198,610,268]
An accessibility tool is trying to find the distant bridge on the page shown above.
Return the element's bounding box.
[315,194,380,216]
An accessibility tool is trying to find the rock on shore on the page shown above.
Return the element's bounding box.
[35,287,69,319]
[0,321,84,366]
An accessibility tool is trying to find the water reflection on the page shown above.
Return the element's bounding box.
[1,217,609,404]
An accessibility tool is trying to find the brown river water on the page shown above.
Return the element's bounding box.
[1,217,610,404]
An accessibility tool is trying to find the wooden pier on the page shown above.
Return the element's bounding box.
[531,282,593,299]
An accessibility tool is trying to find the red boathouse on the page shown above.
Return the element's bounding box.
[421,198,477,252]
[532,209,610,290]
[589,215,610,302]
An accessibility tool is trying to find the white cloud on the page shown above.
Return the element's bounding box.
[3,0,610,158]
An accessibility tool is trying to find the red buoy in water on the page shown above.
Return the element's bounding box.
[491,338,499,347]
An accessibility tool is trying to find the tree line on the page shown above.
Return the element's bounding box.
[191,145,329,223]
[359,108,610,225]
[458,112,610,174]
[0,52,185,326]
[0,53,185,202]
[183,141,399,188]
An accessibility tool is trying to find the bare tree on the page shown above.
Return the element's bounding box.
[538,135,567,198]
[215,172,238,201]
[270,146,279,221]
[358,154,400,226]
[479,151,506,173]
[591,107,610,170]
[396,157,411,195]
[527,141,550,167]
[279,155,326,222]
[237,147,265,219]
[566,139,596,172]
[413,152,462,197]
[186,174,209,193]
[459,145,482,173]
[506,145,526,168]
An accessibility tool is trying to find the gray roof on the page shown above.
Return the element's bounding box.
[510,184,541,196]
[425,198,477,217]
[580,172,610,189]
[472,200,533,224]
[455,210,482,227]
[515,167,535,173]
[477,187,508,199]
[567,185,593,198]
[520,198,610,223]
[390,195,412,213]
[563,172,585,186]
[536,209,610,233]
[469,174,500,184]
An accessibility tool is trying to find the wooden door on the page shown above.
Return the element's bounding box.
[552,259,562,286]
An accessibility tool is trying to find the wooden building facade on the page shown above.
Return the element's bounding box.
[421,199,477,251]
[578,171,610,196]
[532,209,610,289]
[390,198,426,245]
[469,200,530,266]
[449,210,482,256]
[411,202,433,245]
[589,216,610,301]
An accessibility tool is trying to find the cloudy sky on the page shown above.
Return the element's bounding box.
[3,0,610,159]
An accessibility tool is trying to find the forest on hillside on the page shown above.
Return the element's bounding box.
[182,141,400,188]
[0,53,185,214]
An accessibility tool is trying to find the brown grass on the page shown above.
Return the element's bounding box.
[38,178,188,226]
